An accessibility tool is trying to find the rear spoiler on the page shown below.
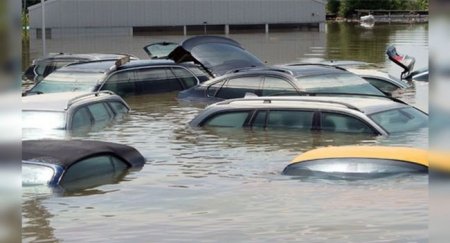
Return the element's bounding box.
[386,45,416,80]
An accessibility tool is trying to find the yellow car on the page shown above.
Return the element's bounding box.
[283,146,428,179]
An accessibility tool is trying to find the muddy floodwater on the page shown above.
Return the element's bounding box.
[23,23,428,242]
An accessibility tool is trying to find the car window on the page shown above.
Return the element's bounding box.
[413,72,428,82]
[103,71,136,96]
[267,110,314,130]
[294,73,384,96]
[23,111,66,129]
[204,111,250,127]
[262,76,297,96]
[87,103,112,123]
[369,107,428,133]
[364,77,400,93]
[108,101,129,115]
[185,66,212,82]
[252,111,267,128]
[215,76,262,99]
[135,68,183,93]
[321,112,374,134]
[30,71,103,93]
[71,107,92,130]
[206,80,225,97]
[60,155,128,184]
[171,67,198,88]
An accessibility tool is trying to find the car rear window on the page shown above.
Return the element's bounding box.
[294,73,384,96]
[369,107,428,133]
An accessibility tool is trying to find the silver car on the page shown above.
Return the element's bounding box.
[189,96,428,136]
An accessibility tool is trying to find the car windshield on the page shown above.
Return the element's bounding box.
[369,107,428,133]
[22,163,55,185]
[294,73,384,95]
[191,43,264,76]
[23,111,66,129]
[30,71,104,93]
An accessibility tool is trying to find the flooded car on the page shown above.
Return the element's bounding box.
[25,57,210,97]
[22,91,129,138]
[189,96,428,136]
[178,64,386,104]
[282,146,428,179]
[22,139,145,187]
[147,35,265,77]
[22,53,139,85]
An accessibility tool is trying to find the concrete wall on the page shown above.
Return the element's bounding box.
[29,0,326,38]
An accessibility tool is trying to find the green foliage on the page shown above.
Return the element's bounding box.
[338,0,428,17]
[327,0,340,14]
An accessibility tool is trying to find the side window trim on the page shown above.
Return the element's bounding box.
[206,79,227,97]
[261,75,300,95]
[199,110,253,127]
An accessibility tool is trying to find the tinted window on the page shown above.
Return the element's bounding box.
[171,67,198,88]
[71,107,92,130]
[205,111,250,127]
[262,76,297,96]
[267,110,314,130]
[103,71,136,96]
[135,68,182,93]
[87,103,112,123]
[206,80,225,97]
[294,73,384,95]
[252,111,267,128]
[216,76,262,99]
[109,101,129,115]
[364,77,400,93]
[369,107,428,133]
[61,155,128,184]
[186,66,212,81]
[321,112,374,134]
[413,72,428,82]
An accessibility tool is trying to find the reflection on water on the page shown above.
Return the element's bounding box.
[23,23,428,242]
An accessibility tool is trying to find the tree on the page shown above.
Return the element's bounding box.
[327,0,341,15]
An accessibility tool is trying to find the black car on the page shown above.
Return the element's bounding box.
[177,64,386,104]
[22,139,145,187]
[25,57,211,97]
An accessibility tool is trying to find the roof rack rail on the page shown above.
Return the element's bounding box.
[285,62,348,71]
[65,91,114,109]
[223,96,362,112]
[296,92,407,104]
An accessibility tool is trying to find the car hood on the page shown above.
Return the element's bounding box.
[161,36,265,77]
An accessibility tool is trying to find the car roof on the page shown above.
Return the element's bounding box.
[35,53,138,62]
[289,146,428,167]
[61,59,176,73]
[208,95,407,115]
[22,91,121,112]
[22,139,145,169]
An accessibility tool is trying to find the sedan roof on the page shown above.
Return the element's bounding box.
[61,59,176,73]
[279,64,350,78]
[23,139,145,169]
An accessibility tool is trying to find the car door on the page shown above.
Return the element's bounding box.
[102,70,137,96]
[320,112,377,134]
[214,75,263,99]
[251,109,315,131]
[135,67,183,94]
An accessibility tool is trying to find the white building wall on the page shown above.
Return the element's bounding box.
[29,0,326,37]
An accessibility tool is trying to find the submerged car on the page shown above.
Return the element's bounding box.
[22,53,139,83]
[22,139,145,186]
[23,91,129,137]
[25,57,210,97]
[178,64,386,104]
[282,146,428,179]
[189,95,428,136]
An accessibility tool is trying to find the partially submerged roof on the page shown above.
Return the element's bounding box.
[290,146,428,167]
[23,139,145,169]
[280,64,350,78]
[62,59,175,73]
[211,96,405,115]
[22,92,118,111]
